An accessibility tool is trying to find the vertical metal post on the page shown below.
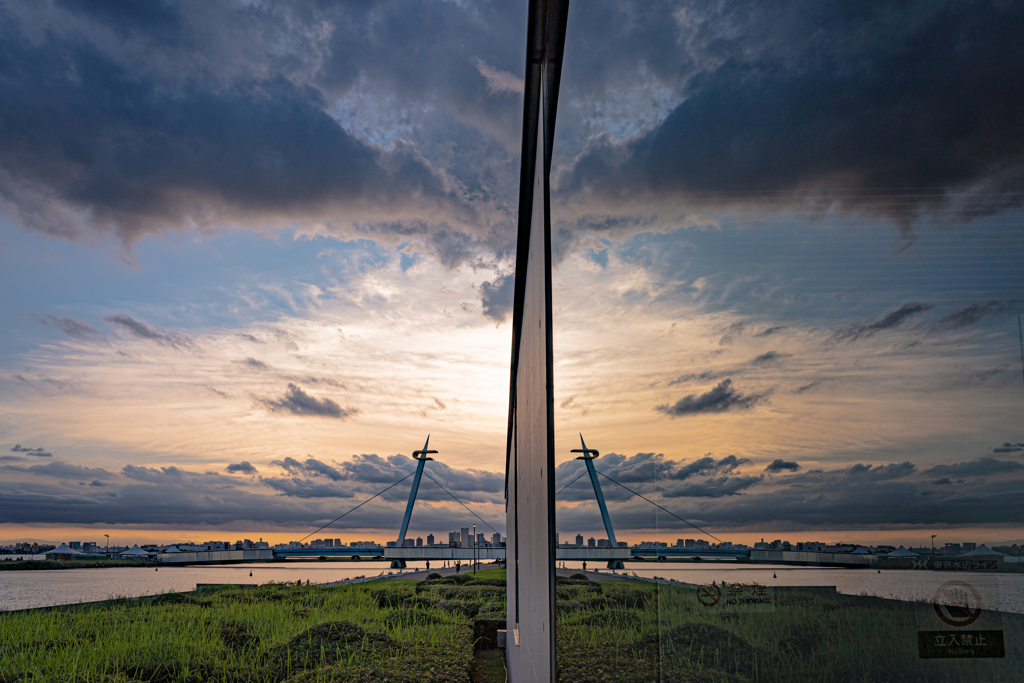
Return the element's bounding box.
[393,436,436,569]
[505,2,569,680]
[571,434,616,546]
[571,434,622,569]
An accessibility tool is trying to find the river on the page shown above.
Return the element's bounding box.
[2,560,1023,614]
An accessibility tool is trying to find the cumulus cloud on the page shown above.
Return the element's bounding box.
[33,314,103,341]
[10,444,53,457]
[656,379,767,417]
[225,461,258,475]
[830,303,933,343]
[479,273,515,323]
[765,459,801,473]
[258,384,356,419]
[993,442,1024,454]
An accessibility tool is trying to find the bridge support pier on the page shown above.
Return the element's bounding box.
[607,559,624,569]
[390,559,407,569]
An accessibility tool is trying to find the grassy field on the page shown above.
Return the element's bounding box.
[2,569,1022,682]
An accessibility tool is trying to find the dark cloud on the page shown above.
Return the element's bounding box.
[258,384,356,419]
[754,326,787,337]
[225,461,258,475]
[934,301,1020,330]
[671,455,752,481]
[668,370,732,387]
[765,459,801,473]
[479,273,514,323]
[750,351,791,366]
[555,452,756,503]
[656,379,767,417]
[0,456,25,463]
[11,444,53,457]
[993,442,1024,454]
[237,358,269,371]
[660,475,762,498]
[0,450,505,531]
[793,380,824,394]
[557,1,1024,235]
[34,314,103,341]
[718,322,746,346]
[269,457,343,481]
[2,460,112,479]
[923,458,1024,479]
[830,302,933,343]
[104,314,188,348]
[842,462,917,481]
[261,452,503,506]
[122,464,186,482]
[0,1,500,256]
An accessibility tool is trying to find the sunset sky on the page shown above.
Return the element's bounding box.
[1,0,1023,548]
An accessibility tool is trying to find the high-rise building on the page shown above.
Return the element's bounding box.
[477,532,485,545]
[588,537,596,547]
[416,537,423,547]
[449,531,461,546]
[597,539,609,548]
[491,532,501,545]
[427,534,435,546]
[461,527,471,547]
[575,534,583,546]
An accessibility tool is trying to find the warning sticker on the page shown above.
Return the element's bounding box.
[697,583,775,613]
[917,579,1004,659]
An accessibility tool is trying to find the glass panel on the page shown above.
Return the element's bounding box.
[552,1,1024,681]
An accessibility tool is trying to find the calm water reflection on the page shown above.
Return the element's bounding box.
[3,560,1023,614]
[562,562,1024,614]
[0,561,412,611]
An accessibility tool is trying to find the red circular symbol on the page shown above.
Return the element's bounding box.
[933,580,983,627]
[698,584,722,607]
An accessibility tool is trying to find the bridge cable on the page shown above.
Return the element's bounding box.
[555,469,588,497]
[298,470,416,543]
[421,469,501,536]
[595,470,724,544]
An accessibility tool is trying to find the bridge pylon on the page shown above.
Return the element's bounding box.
[391,436,436,568]
[571,434,624,569]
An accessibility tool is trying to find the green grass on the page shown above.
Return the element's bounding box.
[0,581,473,683]
[2,570,1022,682]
